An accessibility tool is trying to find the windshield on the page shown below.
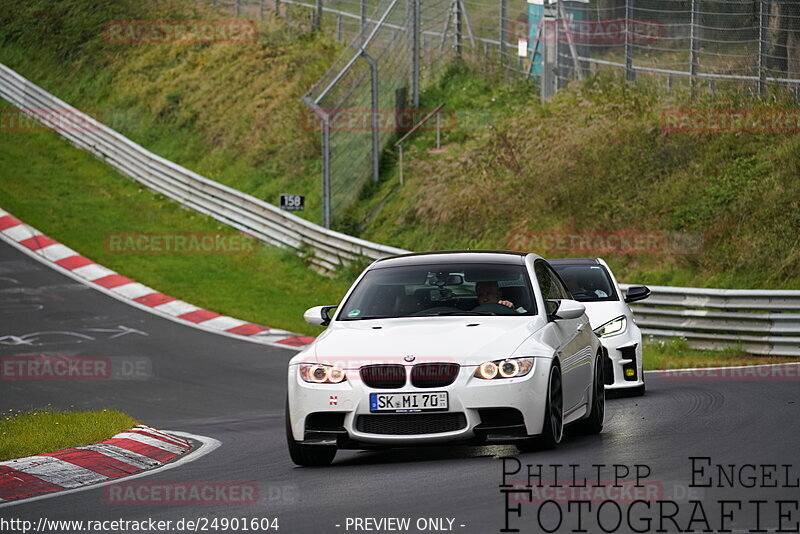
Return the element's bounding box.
[551,264,619,303]
[337,263,537,320]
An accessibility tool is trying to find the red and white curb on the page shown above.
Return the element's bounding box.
[0,208,315,350]
[0,425,213,505]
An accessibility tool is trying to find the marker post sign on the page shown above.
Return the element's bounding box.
[279,194,305,212]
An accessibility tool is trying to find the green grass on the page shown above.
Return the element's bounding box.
[0,409,138,461]
[642,338,800,370]
[0,100,351,336]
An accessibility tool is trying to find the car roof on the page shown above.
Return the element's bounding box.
[548,258,600,266]
[373,250,535,269]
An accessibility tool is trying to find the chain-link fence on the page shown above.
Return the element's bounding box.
[206,0,800,227]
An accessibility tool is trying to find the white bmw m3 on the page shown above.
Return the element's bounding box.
[286,251,606,466]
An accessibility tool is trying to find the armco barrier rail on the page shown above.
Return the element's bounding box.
[1,62,798,356]
[620,285,800,357]
[0,63,407,274]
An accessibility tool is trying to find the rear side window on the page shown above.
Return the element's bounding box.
[550,264,619,303]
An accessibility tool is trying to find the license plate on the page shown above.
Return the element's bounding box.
[369,392,448,413]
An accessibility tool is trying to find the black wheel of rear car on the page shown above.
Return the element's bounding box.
[572,352,605,435]
[518,363,563,452]
[285,400,337,467]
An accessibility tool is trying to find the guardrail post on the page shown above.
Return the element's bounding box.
[690,0,699,95]
[410,0,420,108]
[235,0,241,17]
[624,0,634,81]
[275,0,281,17]
[758,0,768,95]
[337,15,343,42]
[259,0,265,20]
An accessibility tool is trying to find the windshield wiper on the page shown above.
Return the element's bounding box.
[343,315,393,321]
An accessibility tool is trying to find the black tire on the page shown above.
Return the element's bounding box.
[285,400,337,467]
[518,363,563,452]
[572,352,605,435]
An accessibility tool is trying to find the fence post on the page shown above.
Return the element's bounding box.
[411,0,420,108]
[362,51,380,184]
[314,0,323,31]
[275,0,281,17]
[455,0,463,58]
[758,0,768,95]
[337,15,343,42]
[259,0,265,20]
[624,0,634,81]
[690,0,699,94]
[361,0,368,44]
[499,0,507,72]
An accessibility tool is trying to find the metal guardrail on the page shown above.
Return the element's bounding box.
[1,62,797,356]
[0,63,408,274]
[620,284,800,357]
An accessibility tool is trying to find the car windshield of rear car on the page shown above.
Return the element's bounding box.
[337,262,537,320]
[551,264,619,303]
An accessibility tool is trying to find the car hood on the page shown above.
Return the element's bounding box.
[294,316,549,368]
[580,300,630,329]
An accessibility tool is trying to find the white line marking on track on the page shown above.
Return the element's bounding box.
[644,361,800,374]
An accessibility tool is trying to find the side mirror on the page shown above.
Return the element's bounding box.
[624,285,651,304]
[548,299,586,321]
[446,274,464,285]
[304,305,337,327]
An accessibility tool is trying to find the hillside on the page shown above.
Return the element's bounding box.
[0,0,797,290]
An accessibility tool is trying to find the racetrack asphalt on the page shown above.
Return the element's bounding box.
[1,239,799,534]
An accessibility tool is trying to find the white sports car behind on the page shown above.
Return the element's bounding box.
[550,258,650,396]
[286,251,606,466]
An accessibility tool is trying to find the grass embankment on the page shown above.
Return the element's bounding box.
[1,0,796,291]
[0,100,350,335]
[0,0,338,224]
[352,67,800,290]
[641,339,799,371]
[0,409,137,461]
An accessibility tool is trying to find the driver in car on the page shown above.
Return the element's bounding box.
[473,281,515,313]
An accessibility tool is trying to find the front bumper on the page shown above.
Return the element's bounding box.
[599,324,644,390]
[287,358,552,447]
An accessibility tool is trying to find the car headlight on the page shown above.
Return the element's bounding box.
[594,315,627,338]
[474,358,534,380]
[299,363,347,384]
